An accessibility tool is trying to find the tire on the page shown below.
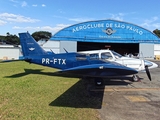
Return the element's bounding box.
[95,78,104,86]
[132,75,139,82]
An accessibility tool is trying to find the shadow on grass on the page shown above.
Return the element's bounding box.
[49,79,133,109]
[5,68,134,109]
[4,68,80,78]
[49,80,105,109]
[4,69,44,78]
[4,68,105,108]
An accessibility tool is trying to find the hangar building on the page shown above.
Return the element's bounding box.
[47,19,160,59]
[0,45,21,60]
[1,19,160,60]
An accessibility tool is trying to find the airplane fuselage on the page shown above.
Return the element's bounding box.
[26,53,104,70]
[16,32,155,82]
[79,49,158,72]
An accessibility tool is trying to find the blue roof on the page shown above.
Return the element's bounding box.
[51,19,160,43]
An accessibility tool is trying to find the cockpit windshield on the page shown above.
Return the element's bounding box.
[111,50,122,58]
[101,52,113,60]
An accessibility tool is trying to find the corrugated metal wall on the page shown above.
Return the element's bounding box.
[139,43,154,58]
[42,41,60,53]
[60,41,77,53]
[0,48,21,60]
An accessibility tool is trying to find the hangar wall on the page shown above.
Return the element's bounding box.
[0,46,21,60]
[154,44,160,55]
[139,43,154,58]
[41,41,77,54]
[42,41,60,53]
[60,41,77,53]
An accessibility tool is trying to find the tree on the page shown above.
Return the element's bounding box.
[4,32,20,45]
[153,29,160,38]
[31,31,52,42]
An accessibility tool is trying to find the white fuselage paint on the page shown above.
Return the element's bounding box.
[79,50,158,71]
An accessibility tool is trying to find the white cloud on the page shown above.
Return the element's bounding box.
[10,0,28,7]
[141,16,160,30]
[12,24,70,33]
[0,20,7,26]
[0,13,40,23]
[57,9,65,14]
[32,4,47,7]
[42,4,46,7]
[10,0,18,3]
[53,24,71,31]
[152,23,160,28]
[53,15,94,23]
[32,4,38,7]
[141,17,158,27]
[21,1,27,7]
[68,17,94,22]
[109,13,125,21]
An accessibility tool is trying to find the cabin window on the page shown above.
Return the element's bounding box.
[89,53,99,59]
[101,52,113,60]
[76,54,87,60]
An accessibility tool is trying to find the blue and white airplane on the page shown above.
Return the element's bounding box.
[2,32,156,86]
[79,49,158,82]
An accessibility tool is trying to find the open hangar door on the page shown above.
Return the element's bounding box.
[77,42,139,56]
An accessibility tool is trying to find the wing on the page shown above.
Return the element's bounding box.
[61,62,138,78]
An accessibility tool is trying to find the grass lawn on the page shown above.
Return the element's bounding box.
[0,61,101,120]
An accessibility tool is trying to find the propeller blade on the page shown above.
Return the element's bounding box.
[145,65,151,81]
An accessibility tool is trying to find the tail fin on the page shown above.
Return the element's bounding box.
[19,32,47,57]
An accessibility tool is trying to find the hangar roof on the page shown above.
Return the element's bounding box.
[51,19,160,43]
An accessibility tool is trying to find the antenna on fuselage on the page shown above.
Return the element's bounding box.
[50,49,55,54]
[63,48,68,53]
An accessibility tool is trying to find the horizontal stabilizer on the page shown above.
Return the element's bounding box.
[0,57,25,63]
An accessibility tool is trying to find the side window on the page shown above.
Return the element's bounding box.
[101,52,113,60]
[89,54,99,59]
[76,54,87,60]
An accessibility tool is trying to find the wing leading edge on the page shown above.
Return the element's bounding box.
[61,62,138,78]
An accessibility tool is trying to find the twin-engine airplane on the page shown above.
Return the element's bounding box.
[79,49,158,82]
[2,32,158,86]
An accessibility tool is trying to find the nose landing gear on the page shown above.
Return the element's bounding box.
[132,75,140,82]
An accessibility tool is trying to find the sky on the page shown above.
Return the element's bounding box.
[0,0,160,36]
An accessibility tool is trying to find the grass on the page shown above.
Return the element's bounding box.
[0,61,101,120]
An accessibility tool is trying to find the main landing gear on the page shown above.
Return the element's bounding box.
[94,78,104,87]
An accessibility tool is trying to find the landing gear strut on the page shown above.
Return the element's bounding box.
[132,75,140,82]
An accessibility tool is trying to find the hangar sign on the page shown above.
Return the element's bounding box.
[72,23,143,36]
[51,19,160,43]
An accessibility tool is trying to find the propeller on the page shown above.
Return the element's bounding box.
[141,52,152,81]
[145,65,151,81]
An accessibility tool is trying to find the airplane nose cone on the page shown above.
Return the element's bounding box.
[144,60,158,69]
[144,60,153,67]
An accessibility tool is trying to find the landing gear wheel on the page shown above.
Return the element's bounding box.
[94,78,104,87]
[132,75,140,82]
